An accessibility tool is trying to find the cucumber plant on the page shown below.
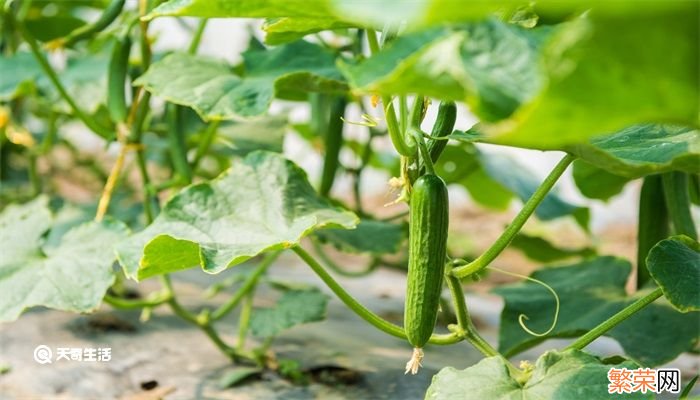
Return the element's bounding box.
[0,0,698,398]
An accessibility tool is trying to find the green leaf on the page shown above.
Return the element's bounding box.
[0,53,41,100]
[145,0,338,20]
[340,20,549,122]
[0,197,128,322]
[340,8,698,148]
[510,233,595,263]
[263,17,355,45]
[116,151,358,280]
[250,288,328,338]
[572,161,630,201]
[493,256,700,366]
[315,219,407,254]
[134,42,346,121]
[426,349,651,400]
[567,125,700,179]
[488,9,699,149]
[25,15,86,42]
[647,236,700,313]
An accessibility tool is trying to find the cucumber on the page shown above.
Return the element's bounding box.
[107,35,132,123]
[426,101,457,163]
[404,174,449,373]
[319,97,347,197]
[636,175,668,287]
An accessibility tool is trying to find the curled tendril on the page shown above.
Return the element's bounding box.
[488,266,560,337]
[340,113,380,127]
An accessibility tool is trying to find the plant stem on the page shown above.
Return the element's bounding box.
[237,292,254,352]
[17,22,111,138]
[444,270,500,358]
[158,274,256,363]
[366,29,414,157]
[211,251,280,321]
[187,19,208,54]
[567,287,663,351]
[292,245,461,345]
[94,142,131,222]
[452,154,576,279]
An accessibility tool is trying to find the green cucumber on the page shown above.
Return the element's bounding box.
[404,174,449,373]
[319,97,347,197]
[107,34,132,123]
[636,175,668,287]
[426,101,457,163]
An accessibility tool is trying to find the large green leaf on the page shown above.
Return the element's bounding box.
[250,288,328,337]
[315,218,407,254]
[567,125,700,178]
[134,41,346,121]
[647,236,700,313]
[488,7,698,148]
[0,197,128,322]
[340,20,550,122]
[426,349,650,400]
[145,0,337,20]
[493,256,700,366]
[116,151,358,280]
[341,11,697,148]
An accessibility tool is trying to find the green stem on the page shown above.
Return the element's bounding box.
[27,153,40,195]
[452,154,576,279]
[662,172,697,240]
[158,274,256,363]
[567,287,663,351]
[210,251,279,321]
[18,23,111,138]
[292,245,461,345]
[366,29,414,157]
[187,19,208,54]
[413,129,435,175]
[237,292,254,352]
[444,269,500,358]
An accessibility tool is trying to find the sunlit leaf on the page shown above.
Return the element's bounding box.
[0,197,128,322]
[116,151,358,280]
